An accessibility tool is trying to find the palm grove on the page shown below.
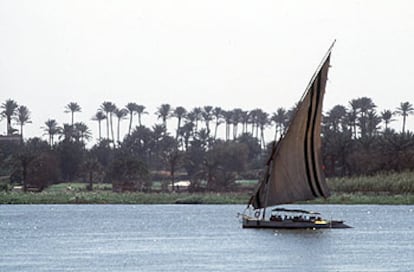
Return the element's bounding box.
[1,97,413,192]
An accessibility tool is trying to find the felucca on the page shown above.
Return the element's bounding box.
[241,41,350,229]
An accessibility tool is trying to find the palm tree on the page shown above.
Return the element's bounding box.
[325,105,347,133]
[161,139,182,191]
[64,102,81,126]
[74,122,92,144]
[222,110,233,141]
[92,111,106,140]
[380,110,394,132]
[202,106,213,136]
[15,105,31,139]
[212,107,223,140]
[191,107,203,132]
[195,128,211,150]
[59,123,75,142]
[257,110,269,148]
[156,104,171,128]
[185,111,197,134]
[240,110,249,134]
[1,99,18,135]
[136,105,148,127]
[153,124,168,139]
[231,108,243,139]
[100,101,117,141]
[366,110,381,137]
[395,101,414,134]
[249,109,262,139]
[115,108,128,143]
[350,97,376,138]
[152,124,168,156]
[42,119,60,146]
[173,106,187,139]
[270,107,288,140]
[125,102,139,135]
[348,99,359,139]
[179,122,194,150]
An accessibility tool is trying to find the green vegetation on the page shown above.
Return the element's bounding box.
[308,193,414,205]
[0,185,251,205]
[327,172,414,194]
[1,171,413,204]
[1,97,414,205]
[1,189,412,205]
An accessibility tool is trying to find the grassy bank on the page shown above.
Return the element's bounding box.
[0,189,413,205]
[307,193,414,205]
[1,171,414,205]
[0,190,251,205]
[327,172,414,194]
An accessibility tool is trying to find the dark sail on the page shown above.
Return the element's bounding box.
[249,45,333,209]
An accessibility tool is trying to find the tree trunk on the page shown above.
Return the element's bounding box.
[88,171,93,191]
[402,115,406,134]
[110,114,115,141]
[117,119,120,143]
[214,123,218,140]
[106,117,110,139]
[138,114,142,126]
[128,114,133,135]
[7,117,12,135]
[98,120,102,140]
[170,167,175,192]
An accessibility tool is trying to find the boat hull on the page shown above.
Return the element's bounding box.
[242,217,351,229]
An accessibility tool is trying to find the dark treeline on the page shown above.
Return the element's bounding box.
[1,97,413,193]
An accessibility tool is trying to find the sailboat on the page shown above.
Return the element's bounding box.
[241,42,350,229]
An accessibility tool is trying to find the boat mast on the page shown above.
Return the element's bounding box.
[262,140,279,220]
[261,161,272,220]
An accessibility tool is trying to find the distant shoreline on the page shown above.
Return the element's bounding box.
[1,191,413,205]
[2,171,414,205]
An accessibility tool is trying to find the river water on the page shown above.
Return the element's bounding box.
[0,204,413,272]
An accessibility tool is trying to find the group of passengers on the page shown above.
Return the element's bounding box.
[269,214,322,222]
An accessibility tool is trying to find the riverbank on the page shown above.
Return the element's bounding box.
[1,190,413,205]
[0,190,249,205]
[1,171,414,205]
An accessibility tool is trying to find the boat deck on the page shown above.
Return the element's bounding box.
[242,217,351,229]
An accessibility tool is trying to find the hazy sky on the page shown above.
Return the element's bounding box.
[1,0,414,142]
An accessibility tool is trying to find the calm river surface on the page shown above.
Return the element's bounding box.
[1,204,413,272]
